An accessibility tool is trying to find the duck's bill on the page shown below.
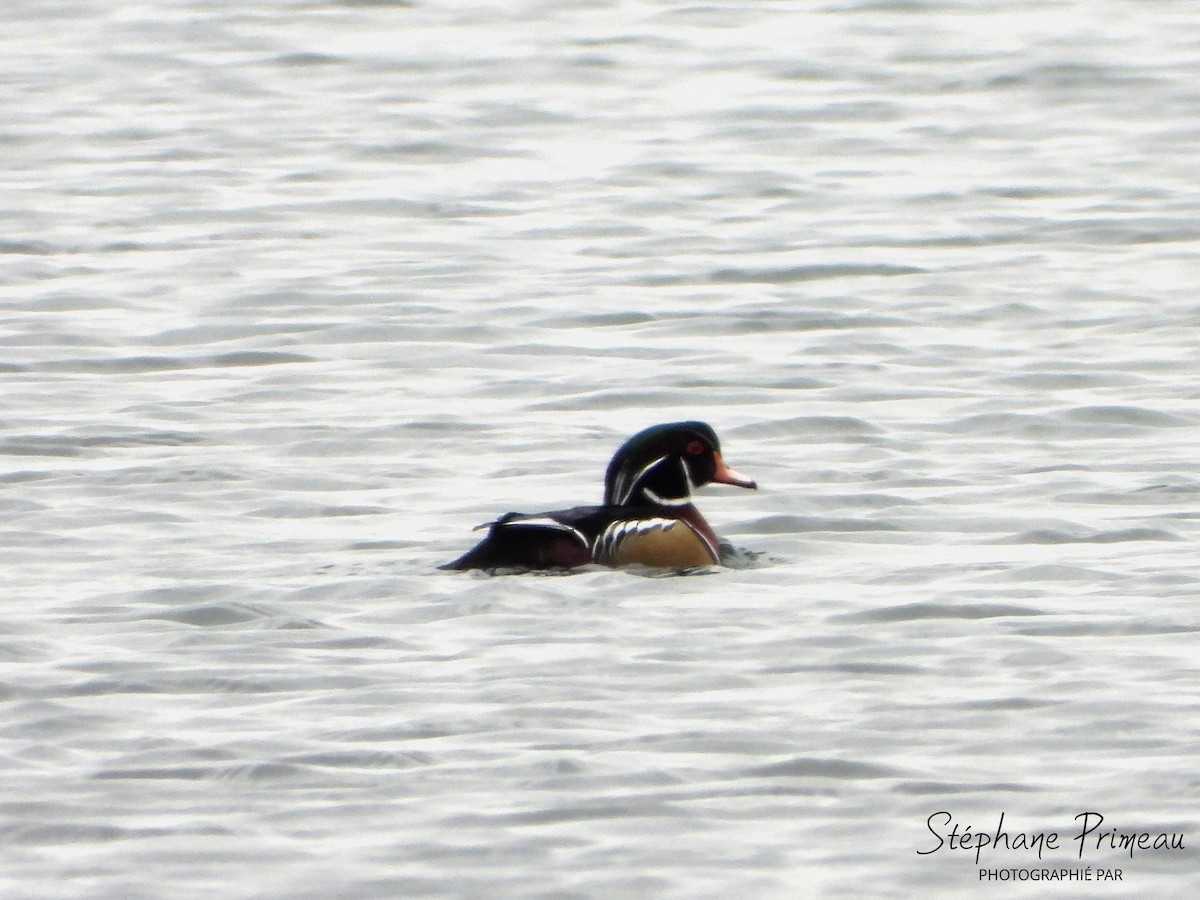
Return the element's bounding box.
[712,452,757,490]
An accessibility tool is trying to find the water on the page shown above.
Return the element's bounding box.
[3,0,1200,896]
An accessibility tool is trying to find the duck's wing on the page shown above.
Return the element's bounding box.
[441,506,722,572]
[439,508,597,571]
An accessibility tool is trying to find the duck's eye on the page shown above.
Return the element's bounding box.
[685,440,705,456]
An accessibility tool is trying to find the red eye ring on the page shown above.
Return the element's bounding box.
[685,440,705,456]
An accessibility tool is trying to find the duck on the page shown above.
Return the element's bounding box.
[440,421,756,571]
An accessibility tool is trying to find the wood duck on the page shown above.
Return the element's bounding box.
[441,421,756,571]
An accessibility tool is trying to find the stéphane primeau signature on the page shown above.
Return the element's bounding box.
[918,811,1186,865]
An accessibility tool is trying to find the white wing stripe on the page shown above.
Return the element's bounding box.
[497,517,588,548]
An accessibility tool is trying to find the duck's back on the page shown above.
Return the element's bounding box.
[440,504,719,571]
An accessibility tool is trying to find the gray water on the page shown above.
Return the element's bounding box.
[3,0,1199,896]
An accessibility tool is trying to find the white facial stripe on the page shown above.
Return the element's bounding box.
[642,487,691,506]
[619,454,700,506]
[680,456,696,495]
[616,454,669,505]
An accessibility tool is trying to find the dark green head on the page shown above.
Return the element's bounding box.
[603,421,756,507]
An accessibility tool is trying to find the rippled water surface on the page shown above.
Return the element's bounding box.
[3,0,1200,896]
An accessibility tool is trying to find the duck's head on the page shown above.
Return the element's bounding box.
[603,421,757,507]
